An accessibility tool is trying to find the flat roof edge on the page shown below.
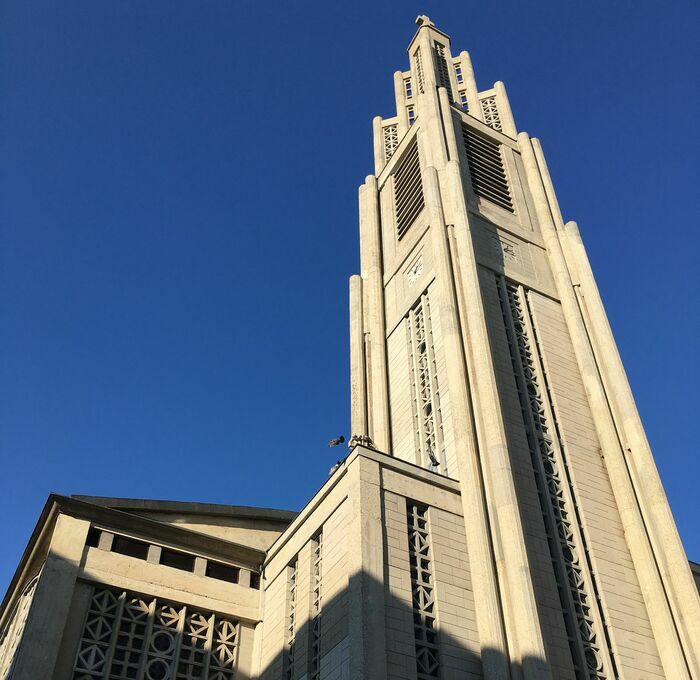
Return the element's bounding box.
[72,496,298,522]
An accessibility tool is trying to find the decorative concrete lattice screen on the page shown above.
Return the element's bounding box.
[407,295,445,473]
[462,126,514,213]
[383,124,399,162]
[433,43,453,100]
[308,533,323,680]
[496,276,615,680]
[480,96,503,132]
[283,560,298,680]
[414,49,425,94]
[0,576,38,678]
[406,501,440,679]
[72,586,239,680]
[394,141,424,239]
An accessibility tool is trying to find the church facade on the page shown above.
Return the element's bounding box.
[1,16,698,680]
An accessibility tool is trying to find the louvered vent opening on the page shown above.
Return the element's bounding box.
[395,141,424,239]
[462,125,514,213]
[434,44,453,101]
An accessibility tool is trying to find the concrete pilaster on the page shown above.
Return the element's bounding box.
[493,81,516,138]
[518,131,694,679]
[422,162,512,680]
[372,116,384,175]
[393,71,409,134]
[358,176,390,453]
[11,513,90,679]
[437,87,460,162]
[533,143,700,659]
[437,159,550,680]
[559,219,700,673]
[346,455,386,680]
[459,51,482,121]
[349,274,368,438]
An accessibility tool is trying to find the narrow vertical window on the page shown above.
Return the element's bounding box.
[283,560,298,680]
[454,63,463,84]
[308,533,323,680]
[407,105,416,126]
[414,49,425,94]
[404,78,413,99]
[433,43,453,100]
[458,90,468,110]
[496,276,617,680]
[407,295,446,474]
[406,500,439,679]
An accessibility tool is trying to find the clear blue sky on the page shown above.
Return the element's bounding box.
[1,0,698,593]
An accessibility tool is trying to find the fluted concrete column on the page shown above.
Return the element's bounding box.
[358,176,390,453]
[459,51,482,121]
[494,81,516,138]
[518,131,694,679]
[349,275,367,438]
[560,219,700,671]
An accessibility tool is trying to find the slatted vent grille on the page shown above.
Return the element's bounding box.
[462,125,514,213]
[395,141,424,239]
[434,43,453,100]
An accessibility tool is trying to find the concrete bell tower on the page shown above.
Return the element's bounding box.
[349,15,699,680]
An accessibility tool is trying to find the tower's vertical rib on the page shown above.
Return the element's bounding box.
[359,175,391,452]
[349,275,368,438]
[532,137,700,668]
[518,131,694,678]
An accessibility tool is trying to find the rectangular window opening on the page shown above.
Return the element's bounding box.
[407,105,416,126]
[206,560,240,584]
[159,548,195,572]
[111,535,150,560]
[250,571,261,590]
[85,526,102,548]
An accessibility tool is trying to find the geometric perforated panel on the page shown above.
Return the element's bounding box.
[283,560,298,680]
[496,276,616,680]
[407,295,445,474]
[308,534,323,680]
[479,95,502,132]
[0,576,38,679]
[383,124,399,162]
[72,586,239,680]
[406,501,440,679]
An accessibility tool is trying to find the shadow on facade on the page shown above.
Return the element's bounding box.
[254,568,544,680]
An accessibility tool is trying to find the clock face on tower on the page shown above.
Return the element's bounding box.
[406,256,424,287]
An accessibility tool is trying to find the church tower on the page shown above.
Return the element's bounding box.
[1,15,698,680]
[348,15,699,680]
